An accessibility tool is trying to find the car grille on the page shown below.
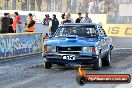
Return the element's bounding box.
[57,46,82,53]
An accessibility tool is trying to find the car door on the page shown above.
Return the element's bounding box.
[98,28,109,57]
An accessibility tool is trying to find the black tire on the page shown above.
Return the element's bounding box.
[44,62,52,69]
[93,54,102,70]
[102,50,111,66]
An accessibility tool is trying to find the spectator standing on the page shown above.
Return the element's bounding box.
[75,12,83,23]
[49,14,59,35]
[80,12,92,23]
[0,13,9,33]
[46,0,51,12]
[12,12,22,33]
[67,13,74,23]
[7,13,14,33]
[63,14,72,24]
[89,0,99,14]
[61,13,65,24]
[61,13,65,20]
[42,14,52,25]
[25,13,35,32]
[99,0,109,14]
[89,0,95,14]
[42,14,52,35]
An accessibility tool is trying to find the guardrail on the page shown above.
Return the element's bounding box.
[0,32,42,59]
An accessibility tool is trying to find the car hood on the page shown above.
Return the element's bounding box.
[45,36,99,47]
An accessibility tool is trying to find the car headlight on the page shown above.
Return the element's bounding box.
[44,46,56,52]
[82,47,95,52]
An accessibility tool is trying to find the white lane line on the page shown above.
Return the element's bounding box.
[114,48,132,50]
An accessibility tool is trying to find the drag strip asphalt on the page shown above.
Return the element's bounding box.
[0,37,132,88]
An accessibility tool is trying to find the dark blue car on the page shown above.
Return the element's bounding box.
[42,23,113,70]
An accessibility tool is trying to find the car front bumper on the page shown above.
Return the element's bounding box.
[42,52,98,64]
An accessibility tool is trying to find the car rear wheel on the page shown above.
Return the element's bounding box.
[44,62,52,69]
[93,54,102,70]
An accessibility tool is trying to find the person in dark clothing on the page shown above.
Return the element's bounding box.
[62,14,72,24]
[49,14,59,35]
[61,13,65,24]
[75,12,83,23]
[61,13,65,20]
[7,13,14,33]
[42,14,52,25]
[0,13,9,33]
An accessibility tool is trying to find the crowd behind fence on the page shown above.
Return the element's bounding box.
[0,0,132,24]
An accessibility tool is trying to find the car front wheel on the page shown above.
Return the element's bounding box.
[44,62,52,69]
[102,50,111,66]
[93,54,102,70]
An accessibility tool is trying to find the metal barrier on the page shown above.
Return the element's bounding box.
[0,32,42,59]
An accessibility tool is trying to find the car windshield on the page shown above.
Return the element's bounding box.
[55,26,99,38]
